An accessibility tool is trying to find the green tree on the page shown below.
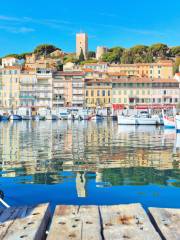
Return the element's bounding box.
[34,44,60,56]
[171,46,180,57]
[121,50,133,64]
[149,43,169,58]
[63,54,79,64]
[102,47,124,63]
[79,48,85,62]
[174,57,180,73]
[88,51,96,59]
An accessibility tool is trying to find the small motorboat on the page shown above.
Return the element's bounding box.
[163,116,176,128]
[0,115,9,121]
[10,115,22,121]
[22,115,32,120]
[175,114,180,133]
[91,114,104,121]
[35,115,46,121]
[45,114,59,120]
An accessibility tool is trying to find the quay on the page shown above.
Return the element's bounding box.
[0,203,179,239]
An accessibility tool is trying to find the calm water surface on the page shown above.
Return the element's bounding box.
[0,120,180,209]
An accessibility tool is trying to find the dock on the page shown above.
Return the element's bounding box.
[0,203,179,240]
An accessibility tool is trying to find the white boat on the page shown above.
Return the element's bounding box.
[78,109,90,120]
[35,115,45,121]
[137,116,157,125]
[46,114,59,120]
[18,107,32,120]
[118,115,137,125]
[175,115,180,133]
[10,115,22,121]
[163,116,176,128]
[91,114,104,121]
[59,112,69,120]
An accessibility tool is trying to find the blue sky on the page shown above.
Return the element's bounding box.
[0,0,179,56]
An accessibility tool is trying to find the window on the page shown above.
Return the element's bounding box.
[108,90,110,96]
[102,90,105,96]
[97,90,100,96]
[91,90,94,97]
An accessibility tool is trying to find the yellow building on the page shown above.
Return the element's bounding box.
[1,66,21,111]
[85,70,112,108]
[108,60,173,79]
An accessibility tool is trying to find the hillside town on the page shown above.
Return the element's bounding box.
[0,33,180,118]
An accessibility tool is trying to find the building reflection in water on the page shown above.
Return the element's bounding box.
[0,120,180,197]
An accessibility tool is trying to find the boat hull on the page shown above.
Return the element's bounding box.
[176,115,180,133]
[46,115,59,120]
[10,115,22,121]
[118,116,137,125]
[137,117,157,125]
[163,116,176,129]
[91,115,104,121]
[1,116,9,121]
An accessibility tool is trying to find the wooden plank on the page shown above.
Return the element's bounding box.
[0,203,50,240]
[149,207,180,240]
[100,203,161,240]
[47,205,102,240]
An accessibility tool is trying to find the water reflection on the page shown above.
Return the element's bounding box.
[0,120,180,206]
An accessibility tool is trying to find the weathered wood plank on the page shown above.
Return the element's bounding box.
[149,207,180,240]
[47,205,102,240]
[0,203,50,240]
[100,203,161,240]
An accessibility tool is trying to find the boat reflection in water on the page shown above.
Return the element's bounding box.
[0,120,180,208]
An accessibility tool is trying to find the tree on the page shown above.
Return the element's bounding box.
[174,57,180,73]
[121,50,133,64]
[149,43,169,58]
[88,51,96,59]
[34,44,60,56]
[101,47,124,63]
[171,46,180,57]
[63,54,79,64]
[79,48,85,62]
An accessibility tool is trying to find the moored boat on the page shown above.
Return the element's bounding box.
[35,115,46,121]
[163,116,176,128]
[137,116,157,125]
[175,114,180,133]
[91,114,104,121]
[0,115,9,121]
[10,115,22,121]
[117,115,137,125]
[45,114,59,120]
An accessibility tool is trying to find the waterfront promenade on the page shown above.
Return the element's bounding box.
[0,203,179,239]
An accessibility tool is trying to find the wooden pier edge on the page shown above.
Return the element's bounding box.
[1,203,180,240]
[149,207,180,240]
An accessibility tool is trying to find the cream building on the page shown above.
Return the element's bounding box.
[76,33,88,59]
[1,66,21,111]
[96,46,108,60]
[2,57,20,68]
[111,76,180,108]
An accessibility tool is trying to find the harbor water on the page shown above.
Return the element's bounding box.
[0,120,180,210]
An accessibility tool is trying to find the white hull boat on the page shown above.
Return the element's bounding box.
[118,115,137,125]
[46,114,59,120]
[137,117,157,125]
[175,115,180,133]
[163,116,176,128]
[91,114,104,121]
